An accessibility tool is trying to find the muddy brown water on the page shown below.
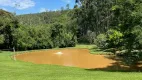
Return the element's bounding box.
[16,48,142,70]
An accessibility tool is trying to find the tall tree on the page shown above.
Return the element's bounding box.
[112,0,142,51]
[0,9,18,49]
[66,4,70,10]
[74,0,115,43]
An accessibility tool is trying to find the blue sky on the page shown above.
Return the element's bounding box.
[0,0,75,15]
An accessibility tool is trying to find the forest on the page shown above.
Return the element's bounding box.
[0,6,77,50]
[0,0,142,64]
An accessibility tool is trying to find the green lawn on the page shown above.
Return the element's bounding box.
[0,51,142,80]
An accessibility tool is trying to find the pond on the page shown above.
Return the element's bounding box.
[16,49,116,69]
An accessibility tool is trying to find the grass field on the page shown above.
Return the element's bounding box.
[0,47,142,80]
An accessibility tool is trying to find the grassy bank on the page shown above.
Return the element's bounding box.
[75,44,113,55]
[13,44,112,55]
[0,51,142,80]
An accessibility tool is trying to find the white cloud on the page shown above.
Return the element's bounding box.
[40,8,47,12]
[0,0,35,10]
[53,9,57,11]
[61,0,71,3]
[1,8,8,11]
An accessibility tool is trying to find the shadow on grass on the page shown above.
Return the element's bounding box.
[0,48,13,51]
[86,55,142,72]
[90,48,115,52]
[89,48,114,55]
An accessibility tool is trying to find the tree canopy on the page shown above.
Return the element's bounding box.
[0,9,18,49]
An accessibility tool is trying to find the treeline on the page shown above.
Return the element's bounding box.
[0,0,142,54]
[75,0,142,65]
[17,11,63,26]
[13,23,76,50]
[74,0,142,49]
[0,9,77,50]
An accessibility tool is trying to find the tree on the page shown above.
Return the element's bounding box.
[66,4,70,10]
[74,0,142,66]
[95,34,107,48]
[15,9,77,50]
[109,0,142,66]
[61,7,64,12]
[74,0,114,43]
[0,9,19,49]
[106,29,123,49]
[111,0,142,52]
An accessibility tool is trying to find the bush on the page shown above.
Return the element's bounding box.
[13,25,53,50]
[106,29,123,49]
[121,51,142,66]
[86,30,96,44]
[95,34,107,48]
[77,35,90,44]
[0,35,4,44]
[132,26,142,49]
[13,26,36,50]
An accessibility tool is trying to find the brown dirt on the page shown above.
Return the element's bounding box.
[16,49,142,70]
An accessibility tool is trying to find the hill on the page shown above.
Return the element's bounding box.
[17,10,70,26]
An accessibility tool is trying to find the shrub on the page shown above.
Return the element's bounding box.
[132,26,142,49]
[0,35,4,44]
[95,34,107,48]
[121,51,142,66]
[106,29,123,49]
[13,26,36,50]
[77,30,96,44]
[86,30,96,44]
[13,25,53,50]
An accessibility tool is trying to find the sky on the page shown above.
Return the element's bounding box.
[0,0,75,15]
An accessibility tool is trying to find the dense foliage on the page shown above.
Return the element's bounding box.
[0,9,77,50]
[74,0,115,43]
[17,11,62,26]
[0,9,18,49]
[75,0,142,65]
